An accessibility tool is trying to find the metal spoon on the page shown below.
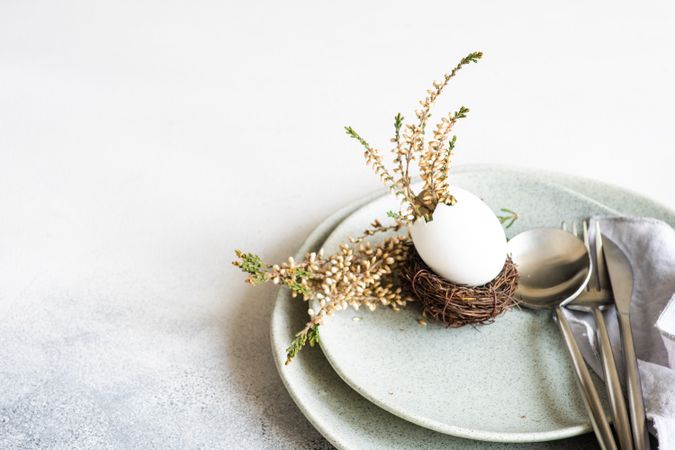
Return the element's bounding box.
[508,228,617,450]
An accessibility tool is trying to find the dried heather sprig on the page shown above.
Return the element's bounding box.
[345,51,483,222]
[233,220,414,363]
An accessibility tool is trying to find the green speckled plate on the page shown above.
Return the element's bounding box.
[271,165,675,449]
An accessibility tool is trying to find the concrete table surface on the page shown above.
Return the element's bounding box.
[1,1,674,448]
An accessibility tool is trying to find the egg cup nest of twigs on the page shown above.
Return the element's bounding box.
[400,246,519,327]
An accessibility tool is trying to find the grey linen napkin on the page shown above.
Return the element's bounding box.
[564,217,675,449]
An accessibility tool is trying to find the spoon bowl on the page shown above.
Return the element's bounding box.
[508,228,591,309]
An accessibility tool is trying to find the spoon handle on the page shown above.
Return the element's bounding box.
[555,307,617,450]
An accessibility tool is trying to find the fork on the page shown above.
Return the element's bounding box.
[565,220,633,450]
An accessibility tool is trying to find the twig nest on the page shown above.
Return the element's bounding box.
[400,245,519,327]
[409,186,507,286]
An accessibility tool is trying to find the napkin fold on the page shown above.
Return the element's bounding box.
[564,217,675,450]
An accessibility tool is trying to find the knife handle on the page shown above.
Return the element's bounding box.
[617,312,651,450]
[555,307,617,450]
[594,308,633,450]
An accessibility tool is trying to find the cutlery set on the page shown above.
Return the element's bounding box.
[513,221,651,450]
[563,221,650,450]
[567,221,633,450]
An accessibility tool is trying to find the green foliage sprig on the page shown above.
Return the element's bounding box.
[286,324,320,365]
[497,208,519,229]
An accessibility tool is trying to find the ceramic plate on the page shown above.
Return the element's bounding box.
[270,165,675,449]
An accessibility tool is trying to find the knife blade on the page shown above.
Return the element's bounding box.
[603,235,633,315]
[602,235,651,450]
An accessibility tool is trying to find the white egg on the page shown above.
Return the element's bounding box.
[409,186,507,286]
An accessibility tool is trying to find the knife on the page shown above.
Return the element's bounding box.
[602,235,651,450]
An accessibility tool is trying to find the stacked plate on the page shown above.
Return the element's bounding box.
[270,165,675,449]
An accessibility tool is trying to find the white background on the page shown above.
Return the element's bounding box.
[1,1,674,448]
